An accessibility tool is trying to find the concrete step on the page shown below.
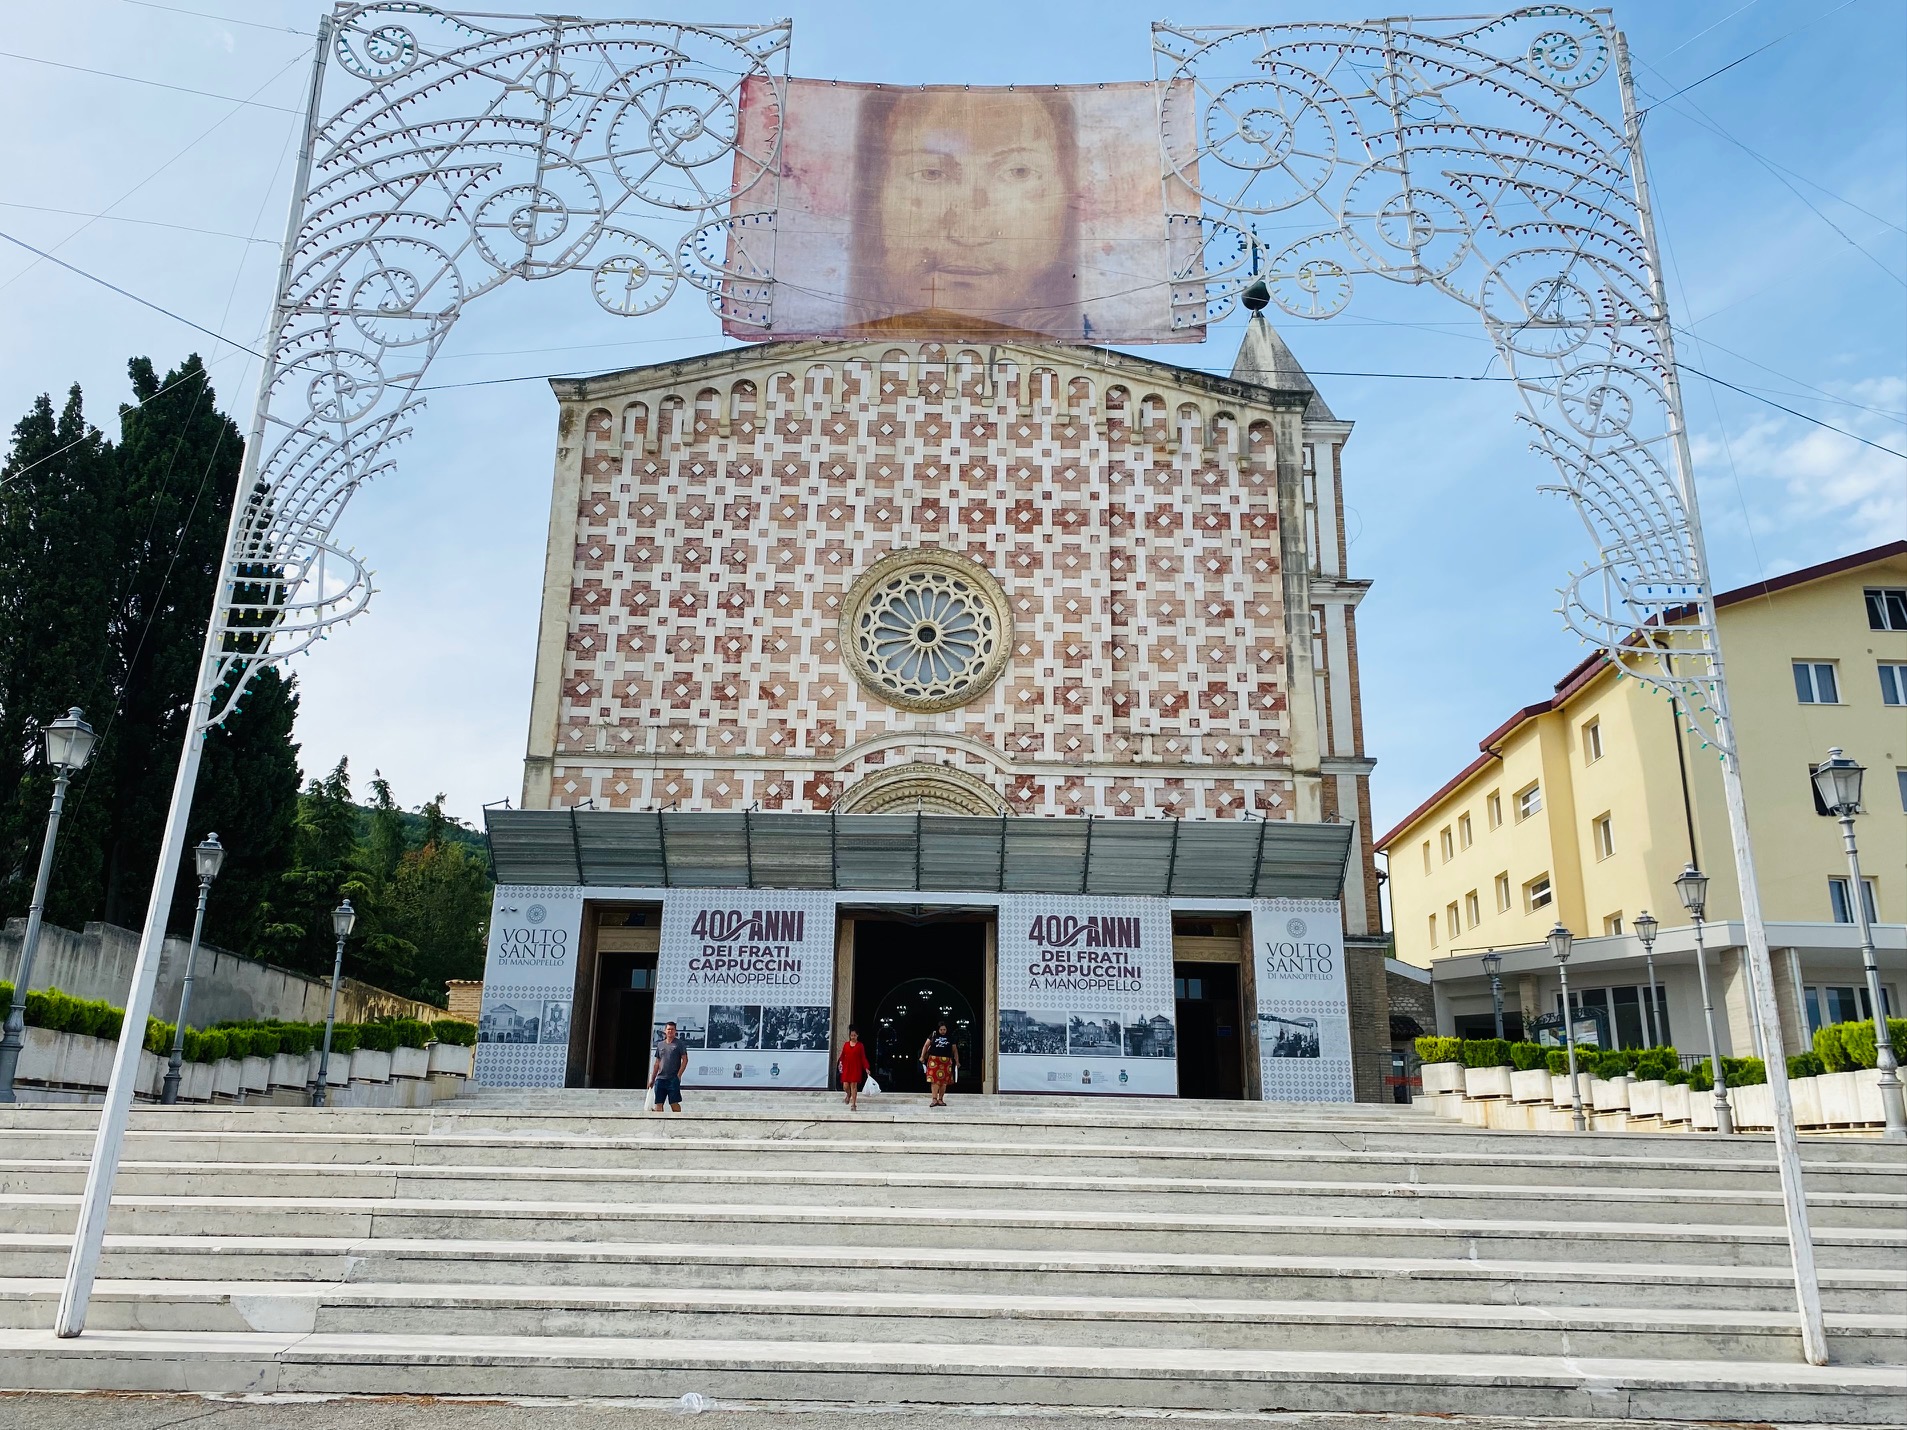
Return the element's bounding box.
[6,1127,1900,1194]
[6,1193,1904,1269]
[0,1327,1898,1422]
[4,1278,1901,1366]
[4,1159,1900,1229]
[5,1233,1898,1314]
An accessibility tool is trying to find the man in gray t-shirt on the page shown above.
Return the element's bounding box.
[650,1021,687,1113]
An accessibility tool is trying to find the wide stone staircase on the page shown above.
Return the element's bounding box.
[0,1090,1902,1421]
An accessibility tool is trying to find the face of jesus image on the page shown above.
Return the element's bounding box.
[850,89,1079,334]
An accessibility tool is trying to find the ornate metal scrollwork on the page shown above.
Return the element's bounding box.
[1156,9,1732,749]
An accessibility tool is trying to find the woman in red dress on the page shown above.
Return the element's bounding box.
[918,1021,959,1107]
[838,1025,871,1111]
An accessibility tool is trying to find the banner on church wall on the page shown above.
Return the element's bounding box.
[654,890,838,1089]
[728,78,1202,343]
[996,895,1177,1095]
[474,887,586,1087]
[1249,899,1353,1103]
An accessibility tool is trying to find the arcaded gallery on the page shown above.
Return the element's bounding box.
[473,322,1394,1103]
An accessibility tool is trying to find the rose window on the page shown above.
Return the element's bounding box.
[841,550,1012,712]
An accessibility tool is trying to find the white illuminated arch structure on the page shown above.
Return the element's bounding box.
[58,4,1824,1359]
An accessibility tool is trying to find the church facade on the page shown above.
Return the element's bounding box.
[478,323,1392,1101]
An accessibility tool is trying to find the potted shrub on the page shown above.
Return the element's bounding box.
[1509,1042,1552,1103]
[234,1025,277,1093]
[1628,1047,1675,1119]
[384,1018,433,1080]
[1415,1036,1464,1096]
[322,1022,359,1086]
[428,1019,476,1076]
[1589,1050,1633,1113]
[1660,1066,1692,1126]
[1461,1038,1514,1100]
[266,1022,315,1090]
[351,1022,394,1083]
[1785,1052,1825,1129]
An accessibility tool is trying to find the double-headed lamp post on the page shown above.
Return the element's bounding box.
[1634,909,1662,1048]
[1676,862,1734,1135]
[1481,951,1505,1040]
[1548,923,1587,1132]
[0,709,97,1103]
[160,835,225,1105]
[311,900,356,1107]
[1812,749,1905,1139]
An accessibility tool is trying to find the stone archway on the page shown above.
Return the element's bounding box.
[836,762,1006,815]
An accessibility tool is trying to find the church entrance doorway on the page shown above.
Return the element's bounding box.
[1174,960,1244,1100]
[851,918,987,1095]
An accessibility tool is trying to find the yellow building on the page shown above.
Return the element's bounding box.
[1378,541,1906,1059]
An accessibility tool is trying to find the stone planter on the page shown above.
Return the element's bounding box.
[1789,1074,1824,1129]
[1550,1072,1579,1106]
[183,1060,215,1102]
[1463,1065,1513,1100]
[390,1045,430,1080]
[138,1049,165,1099]
[428,1042,473,1077]
[1628,1078,1665,1119]
[211,1058,241,1100]
[322,1051,351,1087]
[239,1055,272,1093]
[1419,1061,1464,1096]
[1510,1068,1552,1103]
[1661,1081,1691,1125]
[16,1025,61,1084]
[350,1048,392,1083]
[1819,1070,1859,1126]
[1590,1075,1631,1113]
[1732,1082,1773,1131]
[268,1052,307,1090]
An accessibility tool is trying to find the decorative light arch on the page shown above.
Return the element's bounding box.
[61,5,1823,1359]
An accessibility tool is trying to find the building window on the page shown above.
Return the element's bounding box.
[1516,782,1542,820]
[1446,903,1461,940]
[1428,913,1439,949]
[1792,661,1839,704]
[1495,871,1511,912]
[1422,841,1432,875]
[1604,912,1623,935]
[1525,874,1553,912]
[1487,791,1503,829]
[1458,813,1473,849]
[1807,984,1893,1034]
[1879,662,1907,706]
[1440,826,1454,862]
[1592,812,1615,861]
[1465,890,1481,928]
[1583,718,1603,763]
[1898,769,1907,813]
[1867,587,1907,631]
[1829,877,1879,925]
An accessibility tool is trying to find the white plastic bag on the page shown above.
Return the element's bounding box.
[862,1075,880,1095]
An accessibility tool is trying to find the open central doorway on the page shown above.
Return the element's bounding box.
[851,918,987,1094]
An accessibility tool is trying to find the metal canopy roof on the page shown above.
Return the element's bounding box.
[484,810,1352,901]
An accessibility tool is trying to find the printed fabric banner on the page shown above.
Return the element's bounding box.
[475,886,586,1087]
[997,895,1177,1095]
[655,890,837,1089]
[728,77,1202,343]
[1250,899,1353,1103]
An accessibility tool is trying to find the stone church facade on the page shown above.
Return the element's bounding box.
[522,322,1380,942]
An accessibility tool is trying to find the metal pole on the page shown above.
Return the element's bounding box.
[0,765,74,1101]
[1690,914,1734,1135]
[1488,970,1504,1041]
[312,930,345,1107]
[1557,967,1586,1132]
[55,14,334,1340]
[159,876,211,1105]
[1642,945,1661,1048]
[1615,31,1823,1365]
[1838,813,1905,1138]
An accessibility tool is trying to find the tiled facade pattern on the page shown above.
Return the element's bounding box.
[526,339,1375,931]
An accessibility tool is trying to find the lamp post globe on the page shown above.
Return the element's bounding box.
[1674,863,1708,920]
[1481,951,1505,1041]
[161,833,227,1105]
[1547,923,1586,1132]
[0,708,97,1102]
[1633,909,1662,1048]
[1673,863,1733,1134]
[1813,749,1904,1137]
[314,900,356,1107]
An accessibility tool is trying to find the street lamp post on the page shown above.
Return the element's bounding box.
[1634,910,1662,1048]
[311,900,356,1108]
[0,709,97,1103]
[1813,749,1905,1139]
[1482,951,1505,1041]
[160,835,225,1105]
[1676,863,1734,1134]
[1549,924,1587,1132]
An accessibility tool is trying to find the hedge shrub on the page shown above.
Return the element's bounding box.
[1634,1048,1679,1081]
[1546,1048,1570,1076]
[326,1023,361,1056]
[1462,1038,1511,1069]
[1510,1041,1548,1071]
[1787,1052,1825,1080]
[431,1019,477,1047]
[1415,1035,1462,1064]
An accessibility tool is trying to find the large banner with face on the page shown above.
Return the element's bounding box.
[1249,899,1353,1103]
[728,78,1202,343]
[654,890,838,1089]
[474,886,586,1087]
[997,896,1177,1095]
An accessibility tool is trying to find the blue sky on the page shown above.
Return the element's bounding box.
[1,0,1902,841]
